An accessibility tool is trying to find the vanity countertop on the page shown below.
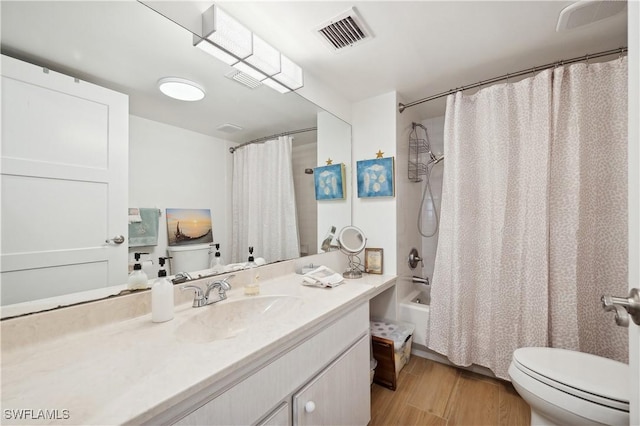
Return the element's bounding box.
[1,273,396,425]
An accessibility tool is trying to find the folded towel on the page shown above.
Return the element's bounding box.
[128,208,160,247]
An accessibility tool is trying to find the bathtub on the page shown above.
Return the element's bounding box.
[397,287,500,379]
[399,288,430,348]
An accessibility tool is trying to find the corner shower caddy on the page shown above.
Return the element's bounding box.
[408,123,429,182]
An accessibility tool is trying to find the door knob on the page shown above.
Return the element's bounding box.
[601,288,640,327]
[105,235,125,244]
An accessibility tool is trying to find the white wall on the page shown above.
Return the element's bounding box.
[395,97,425,303]
[128,115,233,277]
[298,72,352,125]
[419,116,445,283]
[317,111,352,252]
[352,91,398,275]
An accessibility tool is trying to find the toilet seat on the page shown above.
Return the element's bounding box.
[512,347,629,412]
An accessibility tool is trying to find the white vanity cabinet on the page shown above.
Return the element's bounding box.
[257,402,290,426]
[168,303,371,425]
[168,303,370,426]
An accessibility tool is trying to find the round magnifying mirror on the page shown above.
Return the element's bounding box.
[337,226,366,278]
[338,226,366,253]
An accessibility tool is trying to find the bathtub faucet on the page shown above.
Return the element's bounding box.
[412,276,429,286]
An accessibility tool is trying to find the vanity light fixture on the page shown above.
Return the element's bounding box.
[194,4,304,93]
[157,77,205,101]
[241,34,281,78]
[195,4,252,65]
[273,54,304,91]
[262,77,290,94]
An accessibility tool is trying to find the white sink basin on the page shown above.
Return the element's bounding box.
[175,295,303,343]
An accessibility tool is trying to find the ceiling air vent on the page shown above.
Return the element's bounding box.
[224,69,262,89]
[216,123,243,133]
[315,8,373,52]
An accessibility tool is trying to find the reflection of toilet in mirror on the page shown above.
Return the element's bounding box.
[167,244,212,275]
[508,347,629,426]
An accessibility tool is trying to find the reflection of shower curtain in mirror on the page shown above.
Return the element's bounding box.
[429,57,628,380]
[231,136,300,264]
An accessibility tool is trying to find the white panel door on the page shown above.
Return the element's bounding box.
[0,54,128,305]
[628,3,639,423]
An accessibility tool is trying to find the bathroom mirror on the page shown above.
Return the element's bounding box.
[0,1,352,317]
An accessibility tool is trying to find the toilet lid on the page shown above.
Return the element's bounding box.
[512,347,629,411]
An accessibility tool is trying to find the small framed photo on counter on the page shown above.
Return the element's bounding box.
[365,248,384,274]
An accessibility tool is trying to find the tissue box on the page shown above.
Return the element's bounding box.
[370,318,415,391]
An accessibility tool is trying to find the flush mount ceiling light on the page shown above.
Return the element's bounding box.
[157,77,205,101]
[193,4,304,93]
[556,0,627,31]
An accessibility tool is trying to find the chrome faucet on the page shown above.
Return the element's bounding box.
[181,284,206,307]
[181,275,234,308]
[172,271,193,284]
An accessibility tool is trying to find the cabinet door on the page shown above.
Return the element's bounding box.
[257,402,290,426]
[0,54,128,305]
[293,335,370,426]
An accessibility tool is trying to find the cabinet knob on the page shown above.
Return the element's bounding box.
[304,401,316,413]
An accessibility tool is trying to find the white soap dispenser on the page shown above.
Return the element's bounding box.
[210,243,225,274]
[244,246,260,296]
[152,256,174,323]
[128,252,149,290]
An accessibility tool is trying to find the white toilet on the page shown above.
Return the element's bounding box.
[167,243,212,274]
[509,347,629,426]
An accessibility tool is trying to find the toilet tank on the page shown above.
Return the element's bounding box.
[167,244,212,274]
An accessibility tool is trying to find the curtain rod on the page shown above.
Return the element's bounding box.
[398,46,628,113]
[229,127,318,153]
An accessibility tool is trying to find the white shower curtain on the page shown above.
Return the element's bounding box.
[231,136,300,264]
[429,57,627,379]
[549,58,628,362]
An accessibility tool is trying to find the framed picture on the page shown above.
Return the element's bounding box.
[357,157,395,198]
[314,163,346,200]
[365,248,384,274]
[166,208,213,246]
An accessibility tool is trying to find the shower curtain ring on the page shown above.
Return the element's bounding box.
[585,54,590,67]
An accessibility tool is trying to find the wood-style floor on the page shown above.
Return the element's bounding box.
[370,355,531,426]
